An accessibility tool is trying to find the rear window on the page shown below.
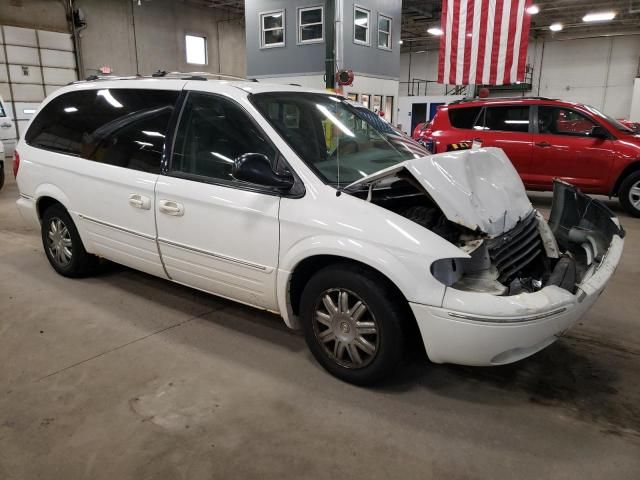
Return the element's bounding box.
[448,107,481,129]
[25,88,179,173]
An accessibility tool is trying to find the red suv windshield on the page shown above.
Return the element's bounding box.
[583,105,634,133]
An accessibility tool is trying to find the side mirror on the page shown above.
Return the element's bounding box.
[590,125,609,139]
[232,153,294,191]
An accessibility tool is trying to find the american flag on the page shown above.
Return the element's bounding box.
[438,0,533,86]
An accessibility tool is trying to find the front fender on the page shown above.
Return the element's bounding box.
[277,234,449,328]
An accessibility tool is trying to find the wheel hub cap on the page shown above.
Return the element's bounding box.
[312,288,379,369]
[47,217,73,267]
[630,181,640,209]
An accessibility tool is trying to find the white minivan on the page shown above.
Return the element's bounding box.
[14,76,624,384]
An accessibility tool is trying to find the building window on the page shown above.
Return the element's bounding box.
[185,35,206,65]
[360,94,370,109]
[353,6,370,45]
[298,6,323,44]
[378,14,392,50]
[261,10,286,48]
[384,96,394,123]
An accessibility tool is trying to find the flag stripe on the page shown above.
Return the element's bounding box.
[462,0,476,84]
[503,0,519,84]
[489,0,504,85]
[438,1,448,83]
[439,0,530,86]
[449,0,461,85]
[475,0,489,85]
[517,0,533,82]
[482,0,496,84]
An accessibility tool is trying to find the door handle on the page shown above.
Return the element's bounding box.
[0,123,11,128]
[535,141,551,148]
[159,199,184,216]
[128,194,151,210]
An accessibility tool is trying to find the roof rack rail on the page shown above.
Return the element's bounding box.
[448,96,557,105]
[76,71,257,84]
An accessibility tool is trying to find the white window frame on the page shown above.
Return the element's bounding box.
[260,9,286,49]
[377,13,392,50]
[185,34,207,65]
[297,5,324,44]
[353,5,370,46]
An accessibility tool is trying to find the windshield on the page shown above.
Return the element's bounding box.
[584,104,633,133]
[251,92,428,185]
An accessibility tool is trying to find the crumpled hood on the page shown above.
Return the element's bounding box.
[346,147,533,237]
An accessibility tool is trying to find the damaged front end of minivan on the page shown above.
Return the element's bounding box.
[345,147,625,365]
[345,147,624,300]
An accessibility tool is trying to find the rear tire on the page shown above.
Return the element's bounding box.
[299,263,406,385]
[41,204,97,277]
[619,171,640,217]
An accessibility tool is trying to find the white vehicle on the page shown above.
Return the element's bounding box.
[0,139,4,189]
[14,76,624,384]
[0,96,17,160]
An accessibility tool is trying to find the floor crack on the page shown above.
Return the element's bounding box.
[36,307,223,382]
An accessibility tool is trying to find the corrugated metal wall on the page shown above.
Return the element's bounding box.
[0,25,77,156]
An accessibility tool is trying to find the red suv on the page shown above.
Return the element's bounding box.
[419,97,640,216]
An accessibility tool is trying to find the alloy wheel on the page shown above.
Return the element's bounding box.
[629,180,640,211]
[47,217,73,267]
[312,288,379,368]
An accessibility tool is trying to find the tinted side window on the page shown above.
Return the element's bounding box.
[448,107,481,129]
[479,106,530,133]
[25,89,178,173]
[538,106,596,137]
[171,92,276,182]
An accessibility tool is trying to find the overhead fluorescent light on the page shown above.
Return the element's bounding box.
[64,107,78,113]
[526,5,540,15]
[549,23,563,32]
[427,27,443,36]
[583,12,616,22]
[399,40,403,45]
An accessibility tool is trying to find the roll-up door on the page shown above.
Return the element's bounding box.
[0,25,78,157]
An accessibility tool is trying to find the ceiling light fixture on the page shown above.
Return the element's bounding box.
[399,40,403,44]
[427,27,444,36]
[526,5,540,15]
[549,23,563,32]
[583,12,616,22]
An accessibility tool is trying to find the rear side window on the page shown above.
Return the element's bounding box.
[448,107,481,129]
[478,106,530,133]
[25,88,179,173]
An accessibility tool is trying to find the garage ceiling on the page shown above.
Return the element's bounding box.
[401,0,640,52]
[183,0,244,15]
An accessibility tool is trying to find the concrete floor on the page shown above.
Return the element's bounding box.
[1,163,639,479]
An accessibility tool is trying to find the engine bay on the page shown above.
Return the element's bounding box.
[348,176,624,297]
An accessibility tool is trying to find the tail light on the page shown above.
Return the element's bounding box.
[13,150,20,178]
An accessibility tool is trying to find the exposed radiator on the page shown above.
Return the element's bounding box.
[488,212,543,284]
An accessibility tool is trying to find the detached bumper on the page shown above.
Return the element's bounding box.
[412,179,625,367]
[412,236,623,365]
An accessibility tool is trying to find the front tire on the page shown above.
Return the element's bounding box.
[300,264,406,385]
[41,204,97,277]
[619,171,640,217]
